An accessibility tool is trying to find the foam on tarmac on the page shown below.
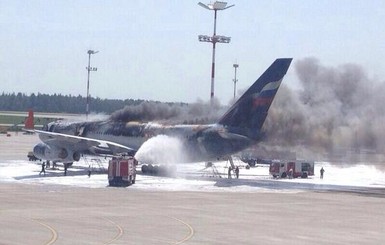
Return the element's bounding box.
[1,132,385,244]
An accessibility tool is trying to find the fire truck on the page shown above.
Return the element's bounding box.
[269,160,314,179]
[108,155,137,187]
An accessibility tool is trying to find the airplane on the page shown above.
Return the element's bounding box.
[31,58,292,167]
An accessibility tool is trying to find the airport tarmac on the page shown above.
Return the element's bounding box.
[1,182,384,245]
[1,133,385,244]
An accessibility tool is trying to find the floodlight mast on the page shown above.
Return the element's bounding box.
[86,50,98,120]
[233,63,238,98]
[198,1,234,102]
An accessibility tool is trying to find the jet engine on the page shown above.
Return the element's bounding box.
[33,143,81,163]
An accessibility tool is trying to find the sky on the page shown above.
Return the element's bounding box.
[1,0,385,105]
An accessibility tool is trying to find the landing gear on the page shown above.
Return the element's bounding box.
[141,164,176,176]
[301,172,308,178]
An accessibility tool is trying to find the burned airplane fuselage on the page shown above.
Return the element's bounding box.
[43,120,253,163]
[33,58,292,164]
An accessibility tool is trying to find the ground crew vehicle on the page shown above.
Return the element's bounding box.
[27,151,39,161]
[108,155,137,187]
[269,161,314,178]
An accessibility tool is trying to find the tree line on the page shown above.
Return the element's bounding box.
[0,92,147,114]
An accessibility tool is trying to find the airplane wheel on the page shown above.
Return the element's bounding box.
[248,160,256,167]
[148,164,154,174]
[281,172,287,178]
[141,165,148,174]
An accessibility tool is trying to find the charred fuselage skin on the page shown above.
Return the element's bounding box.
[42,120,254,163]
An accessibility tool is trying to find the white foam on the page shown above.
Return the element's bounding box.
[135,135,186,164]
[1,157,385,192]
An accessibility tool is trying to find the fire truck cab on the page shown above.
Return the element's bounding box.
[269,160,314,179]
[108,155,137,187]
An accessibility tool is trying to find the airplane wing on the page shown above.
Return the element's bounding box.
[35,130,135,155]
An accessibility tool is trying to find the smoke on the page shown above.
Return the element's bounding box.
[263,57,385,162]
[110,98,226,124]
[110,101,182,122]
[57,112,109,124]
[112,57,385,163]
[86,113,110,122]
[134,135,187,164]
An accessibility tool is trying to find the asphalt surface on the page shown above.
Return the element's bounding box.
[1,183,385,245]
[1,133,385,244]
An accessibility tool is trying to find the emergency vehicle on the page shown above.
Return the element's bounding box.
[269,161,314,178]
[108,155,137,187]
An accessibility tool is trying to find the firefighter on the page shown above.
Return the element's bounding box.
[320,167,325,179]
[288,168,293,179]
[235,166,239,179]
[88,165,91,178]
[39,162,46,176]
[64,164,68,176]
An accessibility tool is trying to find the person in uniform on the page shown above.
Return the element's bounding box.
[235,166,239,179]
[320,167,325,179]
[39,162,46,176]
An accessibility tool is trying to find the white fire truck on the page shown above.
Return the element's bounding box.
[269,160,314,178]
[108,155,137,187]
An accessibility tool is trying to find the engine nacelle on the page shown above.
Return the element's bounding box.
[33,143,80,163]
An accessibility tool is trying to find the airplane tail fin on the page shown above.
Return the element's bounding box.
[24,109,35,130]
[218,58,292,139]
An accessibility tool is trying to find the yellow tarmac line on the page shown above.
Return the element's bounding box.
[31,218,58,245]
[103,218,124,245]
[169,216,195,244]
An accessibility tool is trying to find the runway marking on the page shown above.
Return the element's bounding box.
[103,218,124,245]
[30,218,58,245]
[169,216,194,244]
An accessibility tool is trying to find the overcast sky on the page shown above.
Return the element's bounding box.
[1,0,385,105]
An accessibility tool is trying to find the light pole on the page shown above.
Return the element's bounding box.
[233,63,238,98]
[86,50,98,120]
[198,1,234,102]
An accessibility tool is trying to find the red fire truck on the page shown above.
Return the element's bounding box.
[269,160,314,179]
[108,155,137,187]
